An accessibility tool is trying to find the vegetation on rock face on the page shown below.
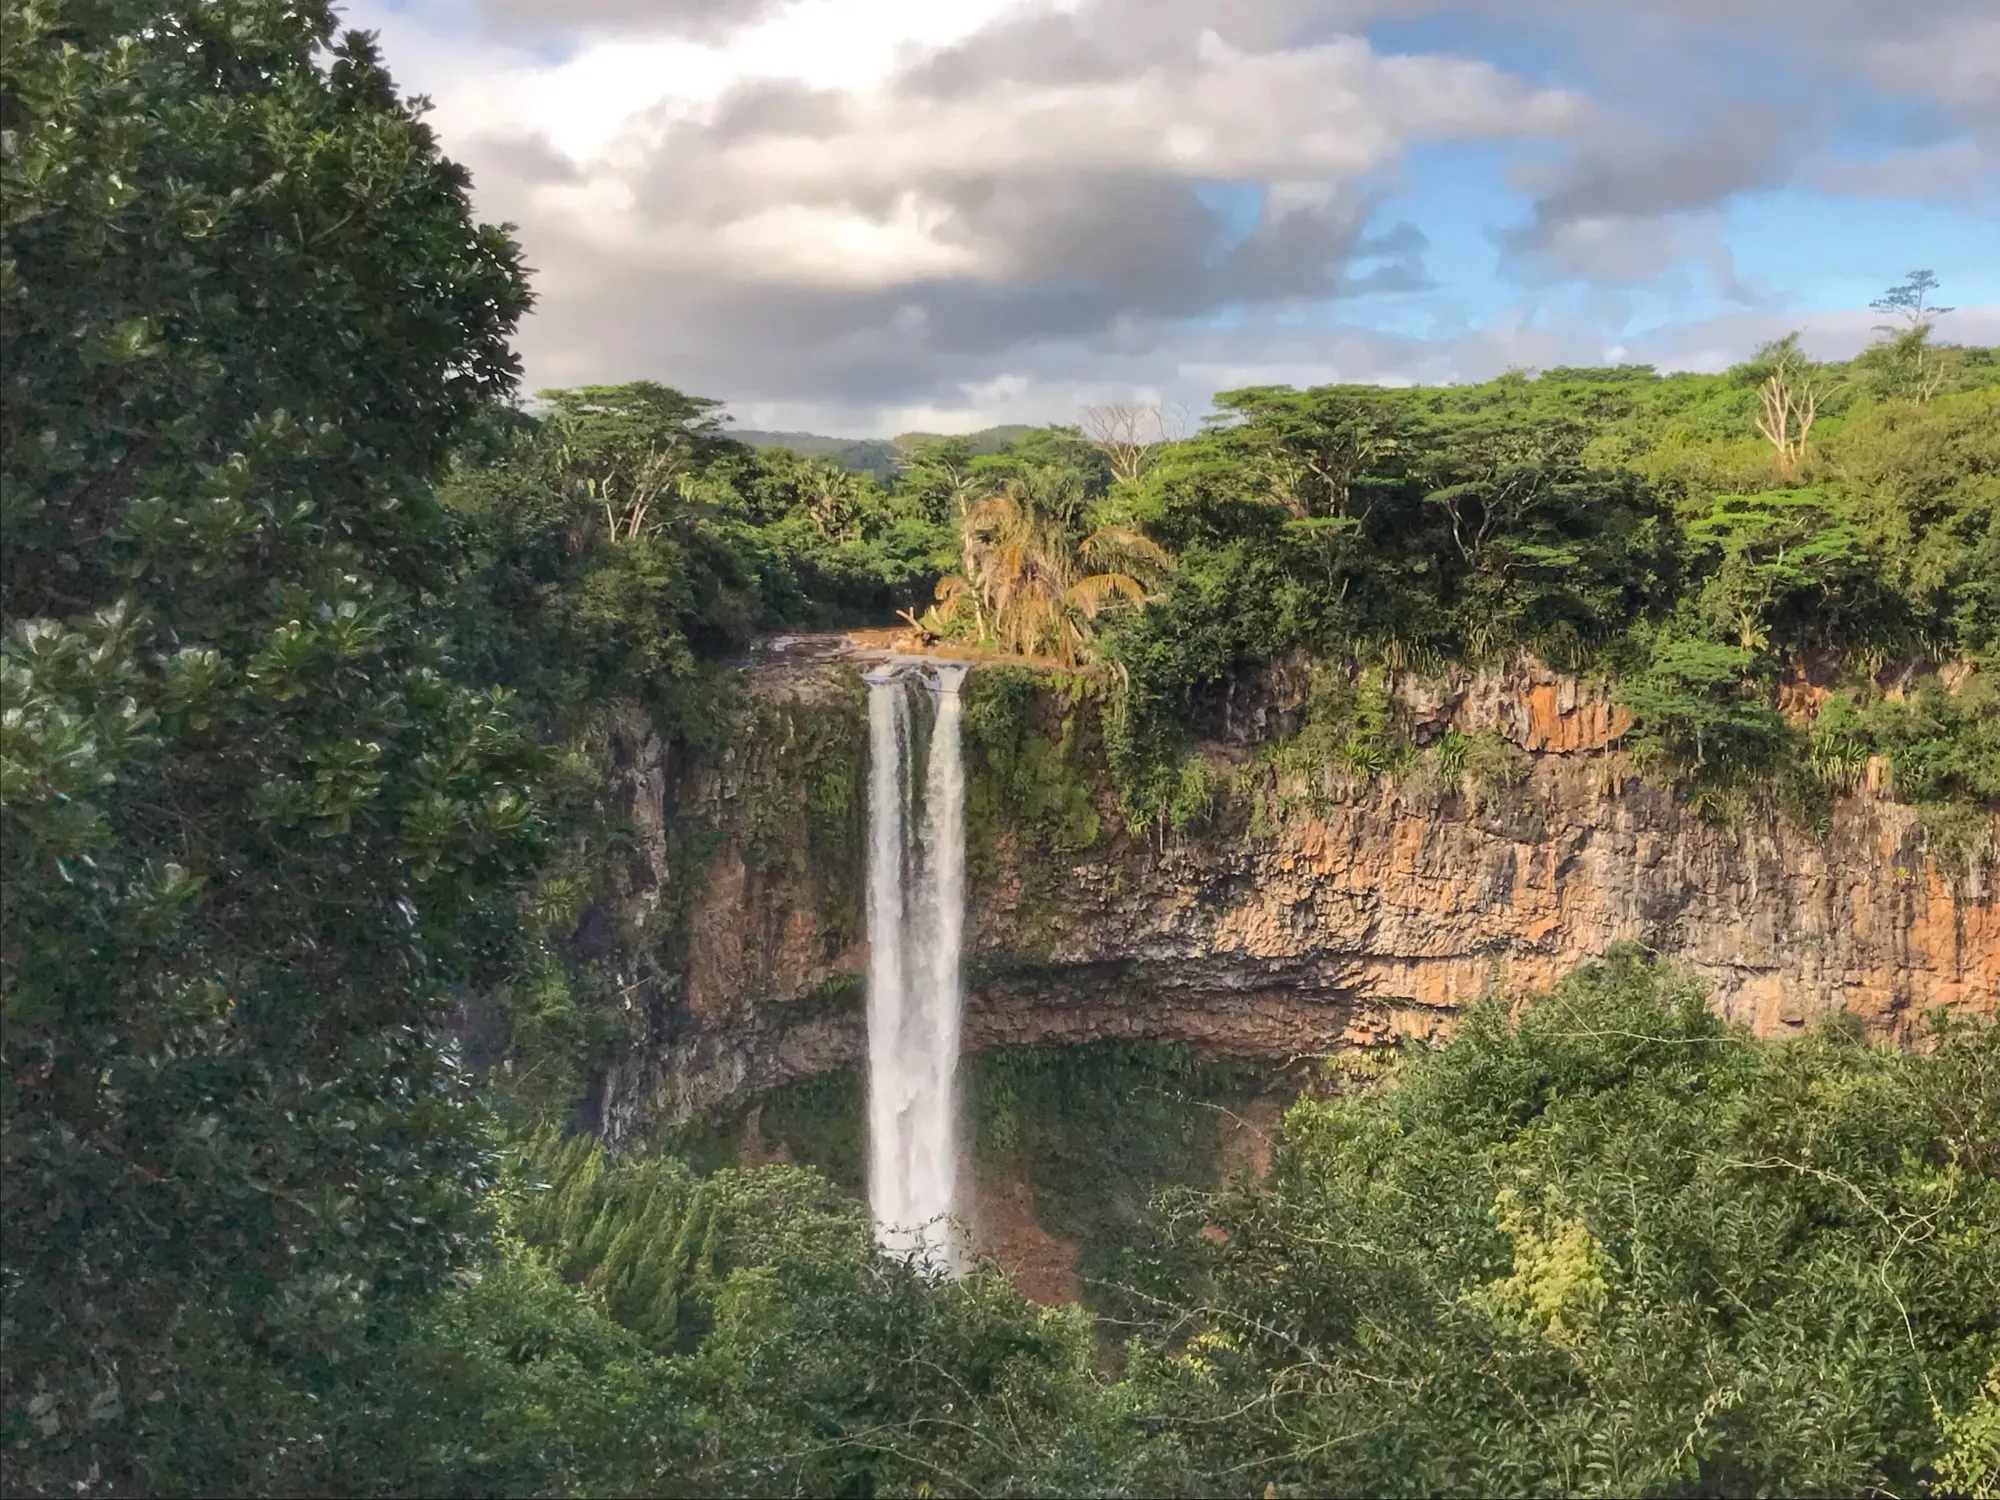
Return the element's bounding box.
[439,321,1998,834]
[1103,358,1999,821]
[5,6,1998,1498]
[962,666,1106,860]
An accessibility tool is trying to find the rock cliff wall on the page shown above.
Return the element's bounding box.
[592,649,1998,1144]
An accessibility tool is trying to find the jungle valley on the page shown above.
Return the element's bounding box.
[2,6,1997,1498]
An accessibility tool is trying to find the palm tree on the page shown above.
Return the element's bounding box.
[796,459,863,540]
[945,469,991,639]
[928,466,1171,666]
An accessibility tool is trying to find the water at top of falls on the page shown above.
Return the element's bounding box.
[864,662,970,1273]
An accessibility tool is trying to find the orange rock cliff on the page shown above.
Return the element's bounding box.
[583,656,1998,1142]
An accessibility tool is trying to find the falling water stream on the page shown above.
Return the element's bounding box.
[863,660,970,1270]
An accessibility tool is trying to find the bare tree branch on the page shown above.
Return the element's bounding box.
[1079,402,1172,484]
[1754,346,1836,481]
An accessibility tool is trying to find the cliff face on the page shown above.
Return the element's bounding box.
[593,650,1998,1144]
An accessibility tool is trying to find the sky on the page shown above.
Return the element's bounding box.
[347,0,2000,435]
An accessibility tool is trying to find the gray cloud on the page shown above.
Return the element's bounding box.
[1859,7,2000,143]
[1496,105,1809,290]
[479,170,1421,405]
[365,0,1998,431]
[1806,143,1997,207]
[707,78,852,140]
[1514,106,1801,226]
[474,0,786,40]
[892,11,1125,98]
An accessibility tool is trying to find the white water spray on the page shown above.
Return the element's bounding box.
[863,661,970,1270]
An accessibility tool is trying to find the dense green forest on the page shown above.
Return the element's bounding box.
[434,304,2000,847]
[3,5,1996,1497]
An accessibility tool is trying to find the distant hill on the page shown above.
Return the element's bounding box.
[732,423,1044,480]
[890,424,1040,454]
[729,429,900,480]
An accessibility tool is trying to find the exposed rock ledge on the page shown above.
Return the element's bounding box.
[591,651,1998,1143]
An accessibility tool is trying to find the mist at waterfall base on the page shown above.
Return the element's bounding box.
[863,661,970,1271]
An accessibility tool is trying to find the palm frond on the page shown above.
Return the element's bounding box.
[1066,572,1147,618]
[1080,526,1173,573]
[931,573,973,622]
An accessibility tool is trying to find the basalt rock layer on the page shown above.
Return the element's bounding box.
[591,648,1998,1145]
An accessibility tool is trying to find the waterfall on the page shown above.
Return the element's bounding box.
[863,661,970,1270]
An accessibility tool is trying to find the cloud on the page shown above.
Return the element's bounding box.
[344,0,1999,433]
[1495,106,1809,294]
[1400,0,2000,278]
[1850,6,2000,136]
[1442,0,1999,132]
[1806,143,1998,208]
[398,2,1583,418]
[474,0,787,41]
[629,36,1577,210]
[1511,106,1802,227]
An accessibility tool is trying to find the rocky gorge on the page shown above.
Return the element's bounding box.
[582,639,1999,1150]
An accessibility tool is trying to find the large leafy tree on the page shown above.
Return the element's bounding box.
[1684,488,1883,653]
[439,387,768,733]
[0,2,544,1489]
[438,385,958,744]
[1617,635,1790,779]
[1831,387,2000,656]
[1413,412,1674,662]
[539,382,738,544]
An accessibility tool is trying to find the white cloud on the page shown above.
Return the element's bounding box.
[355,0,1582,398]
[637,40,1573,208]
[343,0,1997,432]
[715,199,993,285]
[373,0,1034,161]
